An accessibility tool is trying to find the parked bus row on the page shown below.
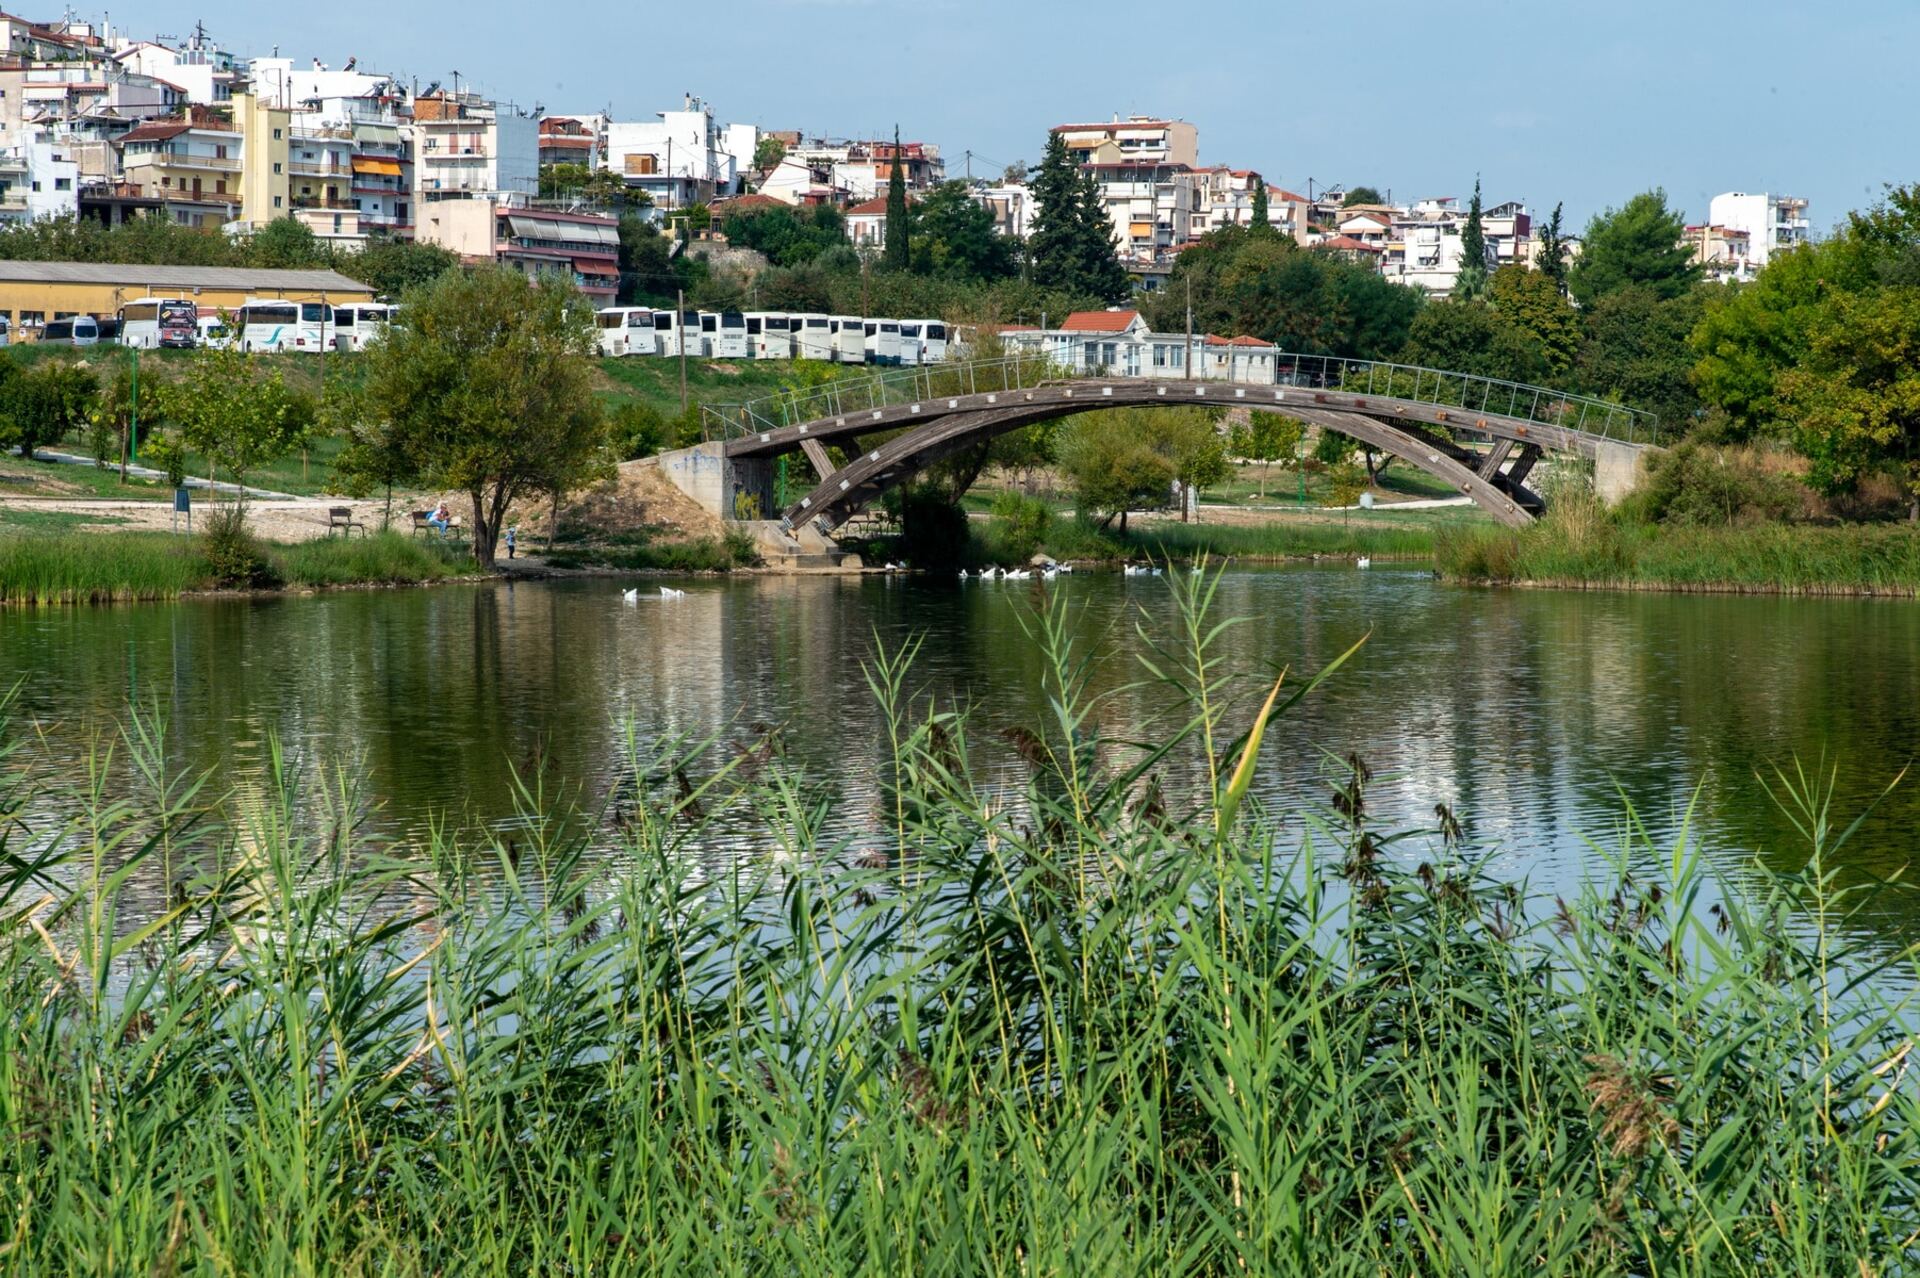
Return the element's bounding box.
[596,308,949,366]
[5,297,400,353]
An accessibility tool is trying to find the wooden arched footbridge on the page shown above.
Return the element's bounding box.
[663,347,1659,535]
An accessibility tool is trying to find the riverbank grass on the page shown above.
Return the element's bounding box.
[1439,503,1920,594]
[0,526,471,602]
[3,579,1916,1274]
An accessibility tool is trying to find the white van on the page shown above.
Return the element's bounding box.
[197,314,235,350]
[40,315,99,346]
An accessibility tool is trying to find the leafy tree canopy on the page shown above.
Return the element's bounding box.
[1568,190,1697,305]
[358,267,610,566]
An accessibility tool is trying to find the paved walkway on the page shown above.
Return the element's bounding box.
[22,447,299,500]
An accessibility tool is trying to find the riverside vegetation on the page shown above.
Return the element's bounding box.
[3,571,1917,1275]
[0,523,469,603]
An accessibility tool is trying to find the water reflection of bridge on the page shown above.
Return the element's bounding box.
[686,349,1660,534]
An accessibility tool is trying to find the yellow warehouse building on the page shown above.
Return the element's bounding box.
[0,261,374,331]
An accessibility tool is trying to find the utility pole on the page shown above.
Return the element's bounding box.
[1184,273,1194,381]
[677,286,689,414]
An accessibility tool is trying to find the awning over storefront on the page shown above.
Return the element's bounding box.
[352,158,403,177]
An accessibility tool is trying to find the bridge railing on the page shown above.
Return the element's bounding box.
[1284,354,1658,445]
[698,349,1084,441]
[698,337,1660,446]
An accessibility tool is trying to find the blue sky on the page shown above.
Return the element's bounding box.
[121,0,1915,231]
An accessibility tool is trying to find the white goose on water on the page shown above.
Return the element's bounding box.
[1357,557,1371,570]
[660,586,686,599]
[621,588,638,604]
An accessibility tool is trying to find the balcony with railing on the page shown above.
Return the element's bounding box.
[288,158,350,177]
[291,195,356,211]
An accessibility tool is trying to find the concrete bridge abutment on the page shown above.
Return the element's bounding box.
[1592,440,1650,506]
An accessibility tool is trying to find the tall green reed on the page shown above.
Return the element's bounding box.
[1,568,1917,1275]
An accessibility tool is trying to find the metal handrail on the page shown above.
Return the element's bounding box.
[697,337,1661,446]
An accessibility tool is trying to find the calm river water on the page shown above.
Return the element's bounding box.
[5,568,1919,940]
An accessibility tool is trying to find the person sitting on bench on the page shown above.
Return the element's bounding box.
[427,502,451,537]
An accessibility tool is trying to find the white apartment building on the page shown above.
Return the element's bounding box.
[775,136,944,202]
[1185,168,1312,242]
[1376,196,1531,295]
[1706,191,1810,270]
[1685,223,1755,283]
[971,182,1033,238]
[1082,159,1194,270]
[112,26,239,105]
[296,90,415,240]
[1052,116,1198,168]
[604,96,753,208]
[23,133,76,219]
[411,91,537,202]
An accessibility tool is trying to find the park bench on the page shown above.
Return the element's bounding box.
[410,510,464,541]
[326,507,367,538]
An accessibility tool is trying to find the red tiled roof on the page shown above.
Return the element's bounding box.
[1271,188,1309,203]
[719,193,781,211]
[1060,309,1141,333]
[1203,334,1277,348]
[1317,234,1384,253]
[845,196,889,215]
[117,121,191,144]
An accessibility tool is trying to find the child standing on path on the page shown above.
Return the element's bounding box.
[505,524,517,559]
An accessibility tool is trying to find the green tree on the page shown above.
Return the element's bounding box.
[540,162,592,201]
[359,267,610,567]
[0,359,93,460]
[1342,187,1383,208]
[1055,407,1222,529]
[1569,190,1697,305]
[246,217,328,270]
[1028,132,1128,302]
[1776,286,1920,515]
[618,215,686,304]
[884,126,911,272]
[1146,226,1420,359]
[341,238,460,298]
[1074,165,1130,302]
[912,181,1015,281]
[1249,177,1270,232]
[1455,177,1489,300]
[752,135,788,174]
[1228,411,1302,497]
[1576,284,1705,433]
[1313,424,1394,485]
[1056,412,1174,532]
[1536,201,1569,295]
[1488,264,1579,377]
[326,380,414,526]
[159,345,313,496]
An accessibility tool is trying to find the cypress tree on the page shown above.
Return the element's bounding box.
[1456,176,1489,299]
[883,125,910,271]
[1075,165,1130,302]
[1028,132,1082,292]
[1537,200,1569,295]
[1249,174,1270,232]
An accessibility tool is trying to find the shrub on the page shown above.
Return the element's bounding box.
[140,430,188,489]
[199,503,279,588]
[986,490,1053,562]
[1639,441,1808,526]
[610,401,669,459]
